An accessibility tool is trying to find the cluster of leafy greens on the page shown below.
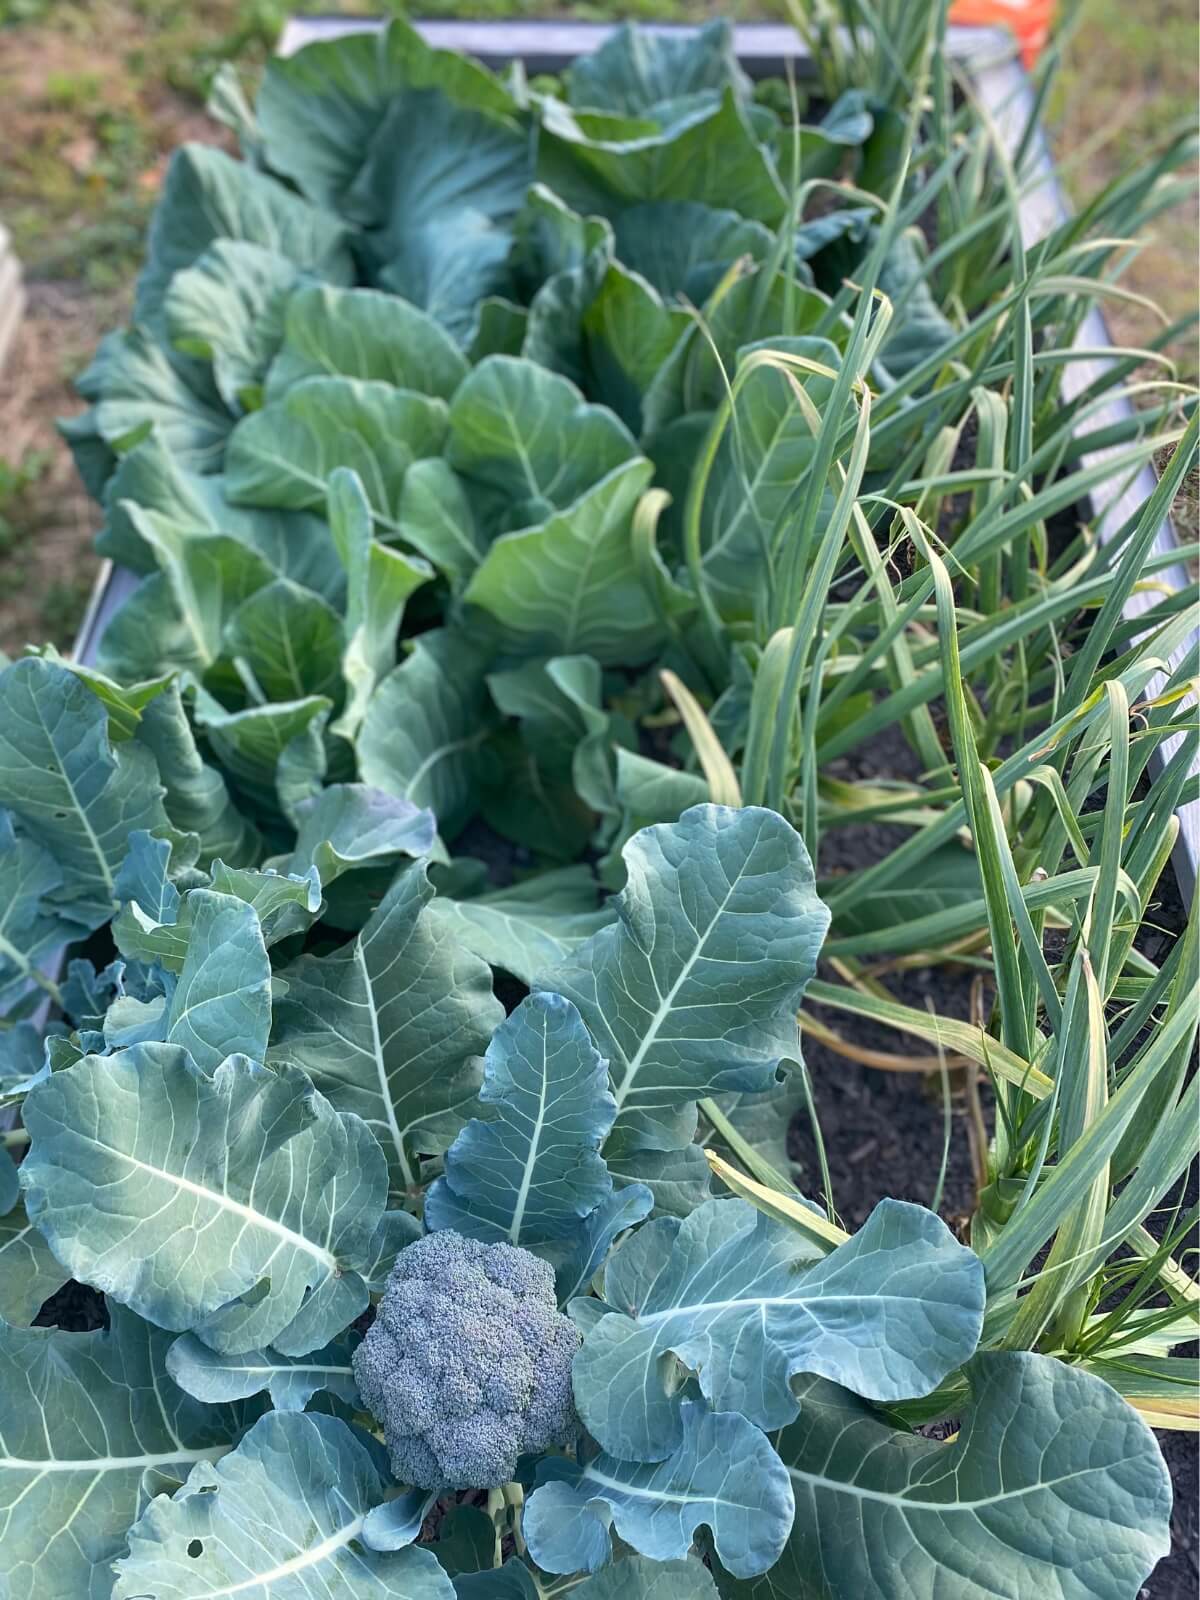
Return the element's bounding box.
[1,9,1197,1599]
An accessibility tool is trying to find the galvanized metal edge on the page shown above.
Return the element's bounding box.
[277,16,1015,72]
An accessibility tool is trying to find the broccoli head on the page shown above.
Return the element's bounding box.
[352,1228,582,1491]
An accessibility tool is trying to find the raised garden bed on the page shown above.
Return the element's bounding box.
[0,11,1196,1600]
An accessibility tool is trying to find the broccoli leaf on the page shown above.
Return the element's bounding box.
[112,1412,455,1599]
[574,1196,985,1460]
[20,1043,388,1355]
[429,864,613,986]
[166,1333,359,1411]
[0,657,170,928]
[718,1355,1173,1600]
[269,862,503,1198]
[523,1401,793,1579]
[0,1307,247,1600]
[454,1563,540,1599]
[163,889,272,1066]
[0,1198,68,1324]
[113,853,321,973]
[553,1181,655,1305]
[276,781,436,888]
[426,991,616,1248]
[535,804,830,1152]
[0,811,71,1017]
[575,1555,719,1598]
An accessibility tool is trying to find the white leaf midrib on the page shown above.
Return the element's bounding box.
[68,1143,339,1274]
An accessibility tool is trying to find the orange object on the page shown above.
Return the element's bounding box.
[949,0,1055,67]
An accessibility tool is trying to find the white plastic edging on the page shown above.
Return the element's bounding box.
[0,224,24,379]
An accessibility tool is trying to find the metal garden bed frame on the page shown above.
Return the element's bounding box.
[69,16,1197,897]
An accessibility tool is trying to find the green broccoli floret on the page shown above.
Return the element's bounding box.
[353,1229,582,1491]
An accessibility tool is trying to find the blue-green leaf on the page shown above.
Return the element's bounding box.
[267,283,469,400]
[565,21,750,118]
[222,577,347,704]
[164,889,271,1068]
[425,992,615,1247]
[523,1401,793,1578]
[135,142,354,332]
[445,355,637,540]
[612,201,772,303]
[327,464,433,741]
[537,90,786,228]
[428,863,612,987]
[0,657,170,926]
[166,239,304,411]
[0,811,70,1016]
[723,1354,1173,1600]
[277,781,435,887]
[575,1555,719,1599]
[20,1043,388,1354]
[574,1196,984,1461]
[90,327,234,471]
[349,94,530,340]
[257,18,517,211]
[166,1332,359,1411]
[464,459,669,666]
[112,1411,455,1599]
[358,629,498,841]
[0,1198,68,1323]
[535,804,829,1152]
[0,1307,246,1600]
[97,433,344,600]
[192,690,332,822]
[454,1562,540,1599]
[225,376,448,531]
[270,862,503,1199]
[554,1181,655,1305]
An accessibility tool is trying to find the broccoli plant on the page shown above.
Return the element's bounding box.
[353,1230,581,1491]
[1,798,1174,1598]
